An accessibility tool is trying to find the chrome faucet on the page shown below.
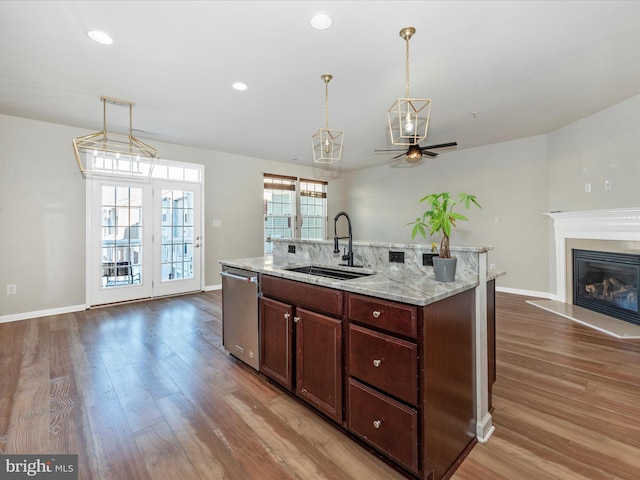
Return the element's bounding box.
[333,211,354,267]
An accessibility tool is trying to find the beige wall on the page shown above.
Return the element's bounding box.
[548,95,640,212]
[2,94,640,317]
[0,114,330,317]
[328,135,551,294]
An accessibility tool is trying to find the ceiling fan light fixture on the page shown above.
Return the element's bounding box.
[388,27,431,146]
[406,145,423,161]
[311,74,343,164]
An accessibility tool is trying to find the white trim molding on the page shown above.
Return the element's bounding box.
[0,304,86,324]
[546,207,640,302]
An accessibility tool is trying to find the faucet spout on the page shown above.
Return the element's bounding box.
[333,211,354,267]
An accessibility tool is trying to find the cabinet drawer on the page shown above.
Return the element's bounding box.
[348,324,418,405]
[262,275,343,317]
[347,378,418,473]
[348,294,417,338]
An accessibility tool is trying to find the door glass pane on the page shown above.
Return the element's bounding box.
[160,189,194,282]
[101,185,143,287]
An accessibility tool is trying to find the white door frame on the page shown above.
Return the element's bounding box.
[85,159,204,307]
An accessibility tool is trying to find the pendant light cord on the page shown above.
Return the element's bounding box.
[405,35,411,98]
[325,81,330,129]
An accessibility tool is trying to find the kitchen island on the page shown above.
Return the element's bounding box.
[221,239,502,480]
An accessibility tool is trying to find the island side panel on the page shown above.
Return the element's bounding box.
[420,288,476,480]
[487,279,496,411]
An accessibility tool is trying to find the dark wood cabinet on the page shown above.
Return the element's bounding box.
[296,307,342,423]
[259,275,485,480]
[260,275,343,423]
[348,323,418,405]
[347,289,477,479]
[347,378,419,472]
[259,296,293,390]
[347,294,420,474]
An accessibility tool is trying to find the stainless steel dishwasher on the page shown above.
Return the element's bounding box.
[221,266,260,370]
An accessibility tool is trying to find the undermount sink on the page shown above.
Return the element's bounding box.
[285,265,374,281]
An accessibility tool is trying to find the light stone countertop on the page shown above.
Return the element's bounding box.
[220,255,501,307]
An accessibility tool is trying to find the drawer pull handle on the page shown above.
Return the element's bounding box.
[373,420,382,429]
[293,316,301,323]
[284,312,290,320]
[372,310,381,318]
[373,359,381,367]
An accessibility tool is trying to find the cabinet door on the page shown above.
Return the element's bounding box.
[259,296,293,390]
[295,307,343,423]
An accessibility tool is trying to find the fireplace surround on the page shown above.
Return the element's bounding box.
[547,208,640,305]
[528,209,640,338]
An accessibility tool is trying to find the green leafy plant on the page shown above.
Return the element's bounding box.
[407,192,482,259]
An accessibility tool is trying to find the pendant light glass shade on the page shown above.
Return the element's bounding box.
[311,74,343,164]
[388,27,431,146]
[73,96,158,178]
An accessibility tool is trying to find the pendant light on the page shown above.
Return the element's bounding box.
[311,74,343,164]
[387,27,431,146]
[73,96,158,178]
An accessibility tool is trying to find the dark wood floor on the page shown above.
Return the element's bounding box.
[1,291,639,479]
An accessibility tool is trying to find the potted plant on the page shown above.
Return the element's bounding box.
[407,192,482,281]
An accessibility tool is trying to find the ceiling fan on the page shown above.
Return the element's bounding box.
[375,141,458,162]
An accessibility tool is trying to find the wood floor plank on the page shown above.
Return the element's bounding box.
[133,420,201,480]
[100,348,165,433]
[2,290,639,479]
[155,392,237,479]
[266,394,406,480]
[158,352,295,479]
[88,398,152,480]
[5,360,50,454]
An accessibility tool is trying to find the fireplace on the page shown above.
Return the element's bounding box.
[573,249,640,326]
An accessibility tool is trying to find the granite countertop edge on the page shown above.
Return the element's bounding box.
[220,256,505,307]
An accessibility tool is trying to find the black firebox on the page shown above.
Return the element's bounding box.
[573,249,640,326]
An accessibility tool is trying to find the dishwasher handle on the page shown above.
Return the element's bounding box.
[220,271,258,283]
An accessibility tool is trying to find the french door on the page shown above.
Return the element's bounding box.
[152,181,202,297]
[87,178,202,306]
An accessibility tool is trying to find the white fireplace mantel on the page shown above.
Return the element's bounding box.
[546,208,640,302]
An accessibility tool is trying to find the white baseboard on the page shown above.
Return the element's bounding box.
[0,304,86,324]
[496,286,556,300]
[204,283,222,291]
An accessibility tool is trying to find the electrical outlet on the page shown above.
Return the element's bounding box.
[389,251,405,263]
[585,183,591,193]
[490,263,496,270]
[6,284,17,295]
[423,253,438,266]
[288,245,296,254]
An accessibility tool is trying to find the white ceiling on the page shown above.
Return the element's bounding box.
[1,1,639,171]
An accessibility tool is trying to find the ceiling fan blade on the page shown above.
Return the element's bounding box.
[391,152,407,159]
[419,141,458,150]
[421,151,439,157]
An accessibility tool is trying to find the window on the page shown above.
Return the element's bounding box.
[263,174,328,254]
[300,179,327,240]
[264,175,296,254]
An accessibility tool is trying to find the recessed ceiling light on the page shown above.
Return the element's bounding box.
[232,82,248,91]
[310,13,332,30]
[87,30,113,45]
